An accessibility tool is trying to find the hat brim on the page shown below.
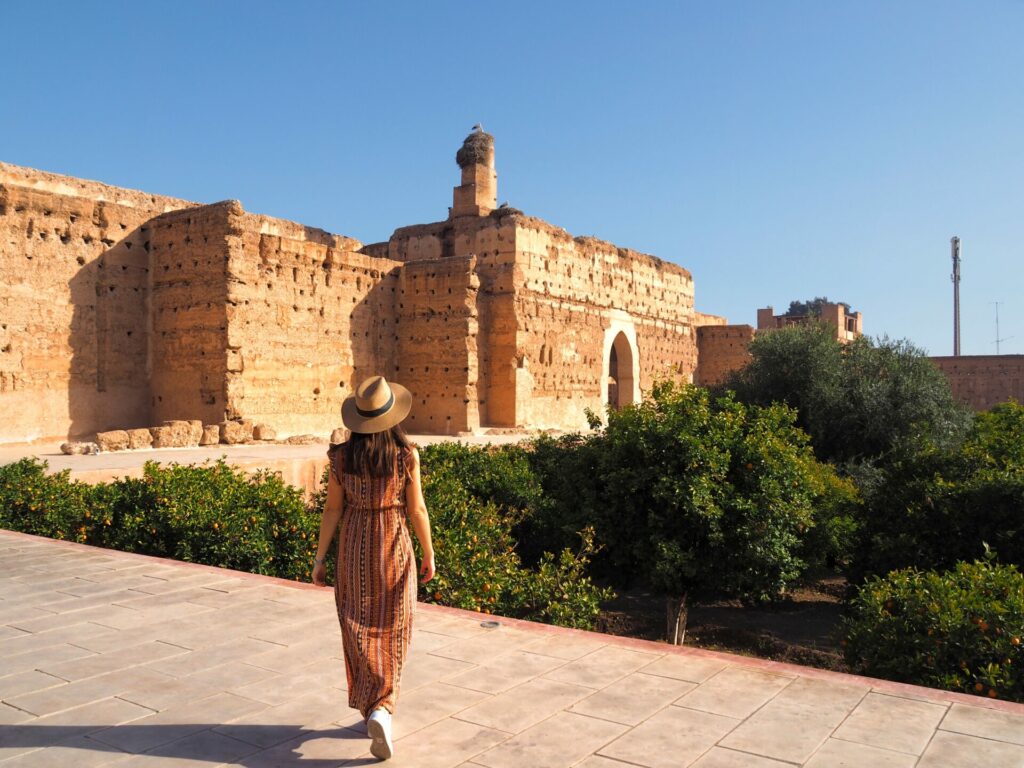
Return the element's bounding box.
[341,382,413,434]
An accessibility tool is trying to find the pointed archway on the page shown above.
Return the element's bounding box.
[607,331,636,409]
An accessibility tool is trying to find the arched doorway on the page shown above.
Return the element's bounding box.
[607,331,635,409]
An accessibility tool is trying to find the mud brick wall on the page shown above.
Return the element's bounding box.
[395,255,480,434]
[0,163,192,442]
[222,208,402,436]
[930,355,1024,411]
[694,325,755,387]
[386,214,520,427]
[509,217,699,429]
[147,203,236,425]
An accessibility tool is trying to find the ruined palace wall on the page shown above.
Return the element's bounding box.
[511,217,698,430]
[694,325,755,387]
[222,208,402,436]
[395,255,481,434]
[147,204,234,425]
[930,355,1024,412]
[0,163,193,442]
[386,214,520,428]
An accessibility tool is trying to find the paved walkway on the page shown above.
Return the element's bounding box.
[1,531,1022,767]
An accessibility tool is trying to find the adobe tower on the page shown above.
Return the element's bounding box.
[451,127,497,217]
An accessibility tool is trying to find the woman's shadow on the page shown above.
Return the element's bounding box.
[0,721,383,766]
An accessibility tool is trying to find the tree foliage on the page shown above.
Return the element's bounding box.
[842,558,1024,703]
[528,381,856,642]
[786,296,850,316]
[725,324,972,465]
[853,400,1024,580]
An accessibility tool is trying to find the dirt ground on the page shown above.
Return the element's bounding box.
[594,574,849,671]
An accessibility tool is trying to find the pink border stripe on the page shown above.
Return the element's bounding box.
[3,528,1022,715]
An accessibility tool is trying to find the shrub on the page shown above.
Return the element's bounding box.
[418,444,613,629]
[853,401,1024,580]
[0,457,320,582]
[842,559,1024,702]
[0,458,93,540]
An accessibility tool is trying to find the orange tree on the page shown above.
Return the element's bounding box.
[852,400,1024,581]
[540,381,855,644]
[842,557,1024,702]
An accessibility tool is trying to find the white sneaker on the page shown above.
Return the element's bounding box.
[367,707,393,760]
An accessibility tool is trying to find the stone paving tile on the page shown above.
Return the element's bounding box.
[0,606,59,627]
[0,642,98,677]
[117,672,222,712]
[410,628,459,652]
[445,649,567,695]
[832,691,949,755]
[718,676,868,764]
[673,666,794,719]
[0,669,67,699]
[918,730,1024,768]
[42,640,189,682]
[228,667,346,707]
[938,702,1024,745]
[598,705,740,768]
[145,637,280,677]
[399,648,477,692]
[575,757,641,768]
[475,710,628,768]
[210,687,346,748]
[241,724,372,767]
[543,645,661,689]
[10,603,143,634]
[0,701,35,724]
[690,747,795,767]
[382,716,509,768]
[30,589,151,615]
[417,613,511,639]
[427,627,541,665]
[0,737,133,767]
[803,738,918,768]
[637,652,727,683]
[570,671,695,726]
[242,637,338,674]
[86,691,269,753]
[370,682,490,740]
[178,659,282,690]
[5,665,177,717]
[520,632,608,660]
[455,677,595,733]
[139,728,262,767]
[0,620,114,656]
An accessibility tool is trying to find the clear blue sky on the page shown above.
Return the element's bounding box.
[3,1,1021,356]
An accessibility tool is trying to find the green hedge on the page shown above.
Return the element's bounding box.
[1,453,611,629]
[0,458,321,582]
[842,559,1024,702]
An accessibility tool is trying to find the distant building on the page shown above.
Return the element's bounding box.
[756,301,863,343]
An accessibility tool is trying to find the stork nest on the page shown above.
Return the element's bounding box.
[456,131,494,168]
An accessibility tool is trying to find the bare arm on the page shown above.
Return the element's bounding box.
[405,447,435,582]
[312,459,343,585]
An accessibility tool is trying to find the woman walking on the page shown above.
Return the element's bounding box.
[312,375,435,761]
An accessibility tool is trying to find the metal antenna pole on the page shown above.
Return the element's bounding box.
[951,237,961,356]
[991,301,1012,355]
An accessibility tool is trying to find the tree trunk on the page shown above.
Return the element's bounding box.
[666,592,689,645]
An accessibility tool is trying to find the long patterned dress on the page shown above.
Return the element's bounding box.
[327,444,417,719]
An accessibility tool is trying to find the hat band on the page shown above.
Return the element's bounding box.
[356,391,394,419]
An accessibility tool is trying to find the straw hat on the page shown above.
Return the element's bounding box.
[341,376,412,434]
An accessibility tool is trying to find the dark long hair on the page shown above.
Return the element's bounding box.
[343,424,411,477]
